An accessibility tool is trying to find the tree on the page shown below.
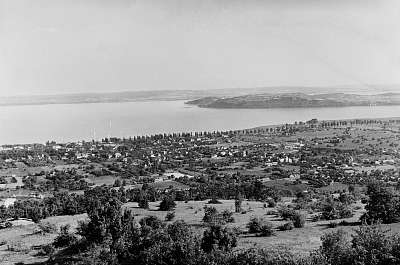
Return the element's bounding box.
[320,225,400,265]
[159,196,176,211]
[321,198,353,220]
[351,225,400,265]
[165,211,175,221]
[139,215,164,229]
[235,196,242,213]
[320,229,352,265]
[201,225,237,252]
[113,179,122,187]
[53,224,77,248]
[247,216,274,236]
[138,195,149,209]
[363,182,400,224]
[203,206,219,224]
[139,220,204,265]
[292,212,306,228]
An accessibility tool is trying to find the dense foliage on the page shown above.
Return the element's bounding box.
[18,183,397,265]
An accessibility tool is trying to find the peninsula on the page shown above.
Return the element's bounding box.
[186,92,400,109]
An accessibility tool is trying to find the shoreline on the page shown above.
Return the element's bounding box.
[1,116,399,147]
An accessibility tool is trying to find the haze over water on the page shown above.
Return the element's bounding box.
[1,101,400,145]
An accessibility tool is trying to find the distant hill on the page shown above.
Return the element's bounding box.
[186,93,400,109]
[1,85,399,106]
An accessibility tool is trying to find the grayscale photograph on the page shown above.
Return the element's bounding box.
[0,0,400,264]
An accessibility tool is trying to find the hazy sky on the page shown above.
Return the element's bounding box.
[1,0,400,96]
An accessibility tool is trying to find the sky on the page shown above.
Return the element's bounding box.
[0,0,400,96]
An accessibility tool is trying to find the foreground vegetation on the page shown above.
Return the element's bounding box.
[32,184,400,265]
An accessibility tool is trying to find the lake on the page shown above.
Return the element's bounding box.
[1,100,400,144]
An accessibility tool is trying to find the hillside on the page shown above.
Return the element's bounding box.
[186,93,400,109]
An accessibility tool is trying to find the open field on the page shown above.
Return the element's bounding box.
[4,198,400,264]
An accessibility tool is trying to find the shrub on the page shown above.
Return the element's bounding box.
[203,206,219,224]
[203,207,234,225]
[201,225,237,252]
[138,197,149,209]
[259,223,274,237]
[321,199,353,220]
[247,217,264,234]
[235,197,242,213]
[278,206,296,220]
[113,179,122,187]
[53,225,77,248]
[38,222,57,234]
[165,211,175,221]
[320,229,352,265]
[159,196,176,211]
[231,226,242,235]
[231,248,300,265]
[247,217,273,236]
[140,216,164,229]
[38,244,55,256]
[292,212,306,228]
[221,209,235,223]
[351,225,398,265]
[364,181,400,224]
[279,221,294,231]
[267,199,276,208]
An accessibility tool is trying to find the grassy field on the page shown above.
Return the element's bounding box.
[3,198,400,264]
[0,214,87,265]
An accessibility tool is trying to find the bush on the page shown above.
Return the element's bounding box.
[201,225,237,252]
[320,229,351,264]
[138,197,149,209]
[292,212,306,228]
[364,181,400,224]
[165,211,175,221]
[140,216,164,229]
[278,206,296,220]
[247,217,273,236]
[203,206,234,225]
[259,223,274,237]
[321,199,353,220]
[53,224,77,248]
[38,244,55,256]
[159,196,176,211]
[203,206,219,224]
[38,222,57,234]
[279,221,294,231]
[221,209,235,223]
[247,217,264,234]
[231,248,301,265]
[267,199,276,208]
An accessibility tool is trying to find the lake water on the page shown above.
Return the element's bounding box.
[1,100,400,144]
